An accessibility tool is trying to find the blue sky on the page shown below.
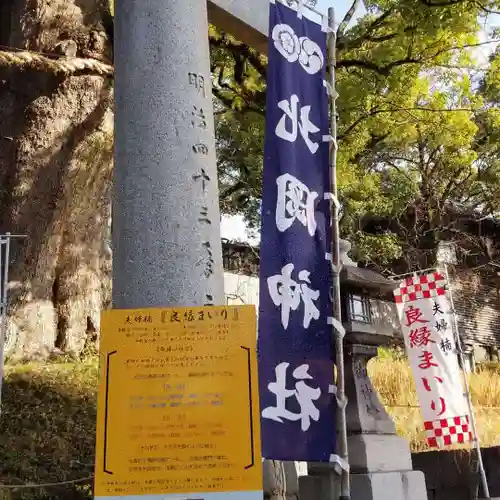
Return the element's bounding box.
[317,0,498,28]
[316,0,365,21]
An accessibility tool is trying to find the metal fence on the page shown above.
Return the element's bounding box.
[0,233,11,363]
[0,233,12,409]
[0,233,26,409]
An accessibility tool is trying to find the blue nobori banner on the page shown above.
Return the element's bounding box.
[257,0,335,462]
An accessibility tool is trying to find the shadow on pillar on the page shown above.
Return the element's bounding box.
[263,460,301,500]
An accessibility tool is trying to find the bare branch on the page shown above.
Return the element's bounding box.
[209,34,267,79]
[418,0,465,6]
[337,39,500,75]
[420,0,500,12]
[473,0,500,14]
[337,8,394,49]
[337,0,362,38]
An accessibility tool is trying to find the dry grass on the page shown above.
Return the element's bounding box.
[369,353,500,452]
[0,358,98,499]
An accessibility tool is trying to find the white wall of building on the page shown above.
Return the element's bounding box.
[224,272,260,310]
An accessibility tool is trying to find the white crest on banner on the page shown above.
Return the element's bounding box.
[262,362,321,431]
[394,271,472,448]
[272,24,324,74]
[298,37,324,74]
[273,24,300,61]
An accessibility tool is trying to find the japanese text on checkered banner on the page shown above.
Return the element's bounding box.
[394,272,472,448]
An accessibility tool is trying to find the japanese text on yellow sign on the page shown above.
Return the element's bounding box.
[94,305,261,497]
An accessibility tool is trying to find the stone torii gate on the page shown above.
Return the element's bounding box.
[112,1,427,499]
[112,1,295,499]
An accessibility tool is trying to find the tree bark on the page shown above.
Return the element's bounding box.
[0,0,113,359]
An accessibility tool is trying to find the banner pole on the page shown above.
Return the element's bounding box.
[443,264,490,499]
[327,7,350,500]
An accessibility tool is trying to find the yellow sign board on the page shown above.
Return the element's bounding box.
[94,305,262,498]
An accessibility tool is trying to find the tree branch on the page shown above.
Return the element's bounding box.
[339,106,473,139]
[337,56,421,74]
[473,0,500,14]
[383,155,421,165]
[220,181,246,201]
[418,0,466,6]
[212,86,239,110]
[209,34,267,79]
[421,0,500,13]
[337,40,500,75]
[337,0,362,38]
[351,133,390,164]
[337,8,395,49]
[435,64,488,71]
[341,27,417,51]
[441,170,474,203]
[382,159,415,181]
[430,39,500,59]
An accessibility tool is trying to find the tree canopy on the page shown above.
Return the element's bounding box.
[211,0,500,272]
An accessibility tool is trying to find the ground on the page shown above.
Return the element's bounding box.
[0,353,499,499]
[0,359,97,500]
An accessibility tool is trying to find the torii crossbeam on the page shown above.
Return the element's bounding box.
[207,0,269,52]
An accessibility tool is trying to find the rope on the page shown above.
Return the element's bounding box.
[0,476,94,489]
[386,404,500,410]
[0,50,113,76]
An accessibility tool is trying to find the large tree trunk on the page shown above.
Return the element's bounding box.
[0,0,113,359]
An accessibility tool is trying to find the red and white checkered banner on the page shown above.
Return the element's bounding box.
[394,271,473,448]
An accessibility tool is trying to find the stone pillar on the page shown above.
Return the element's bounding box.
[264,461,300,500]
[345,344,414,473]
[345,344,427,500]
[113,0,224,309]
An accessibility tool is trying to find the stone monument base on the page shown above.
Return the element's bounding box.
[299,469,428,500]
[347,434,413,472]
[350,470,427,500]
